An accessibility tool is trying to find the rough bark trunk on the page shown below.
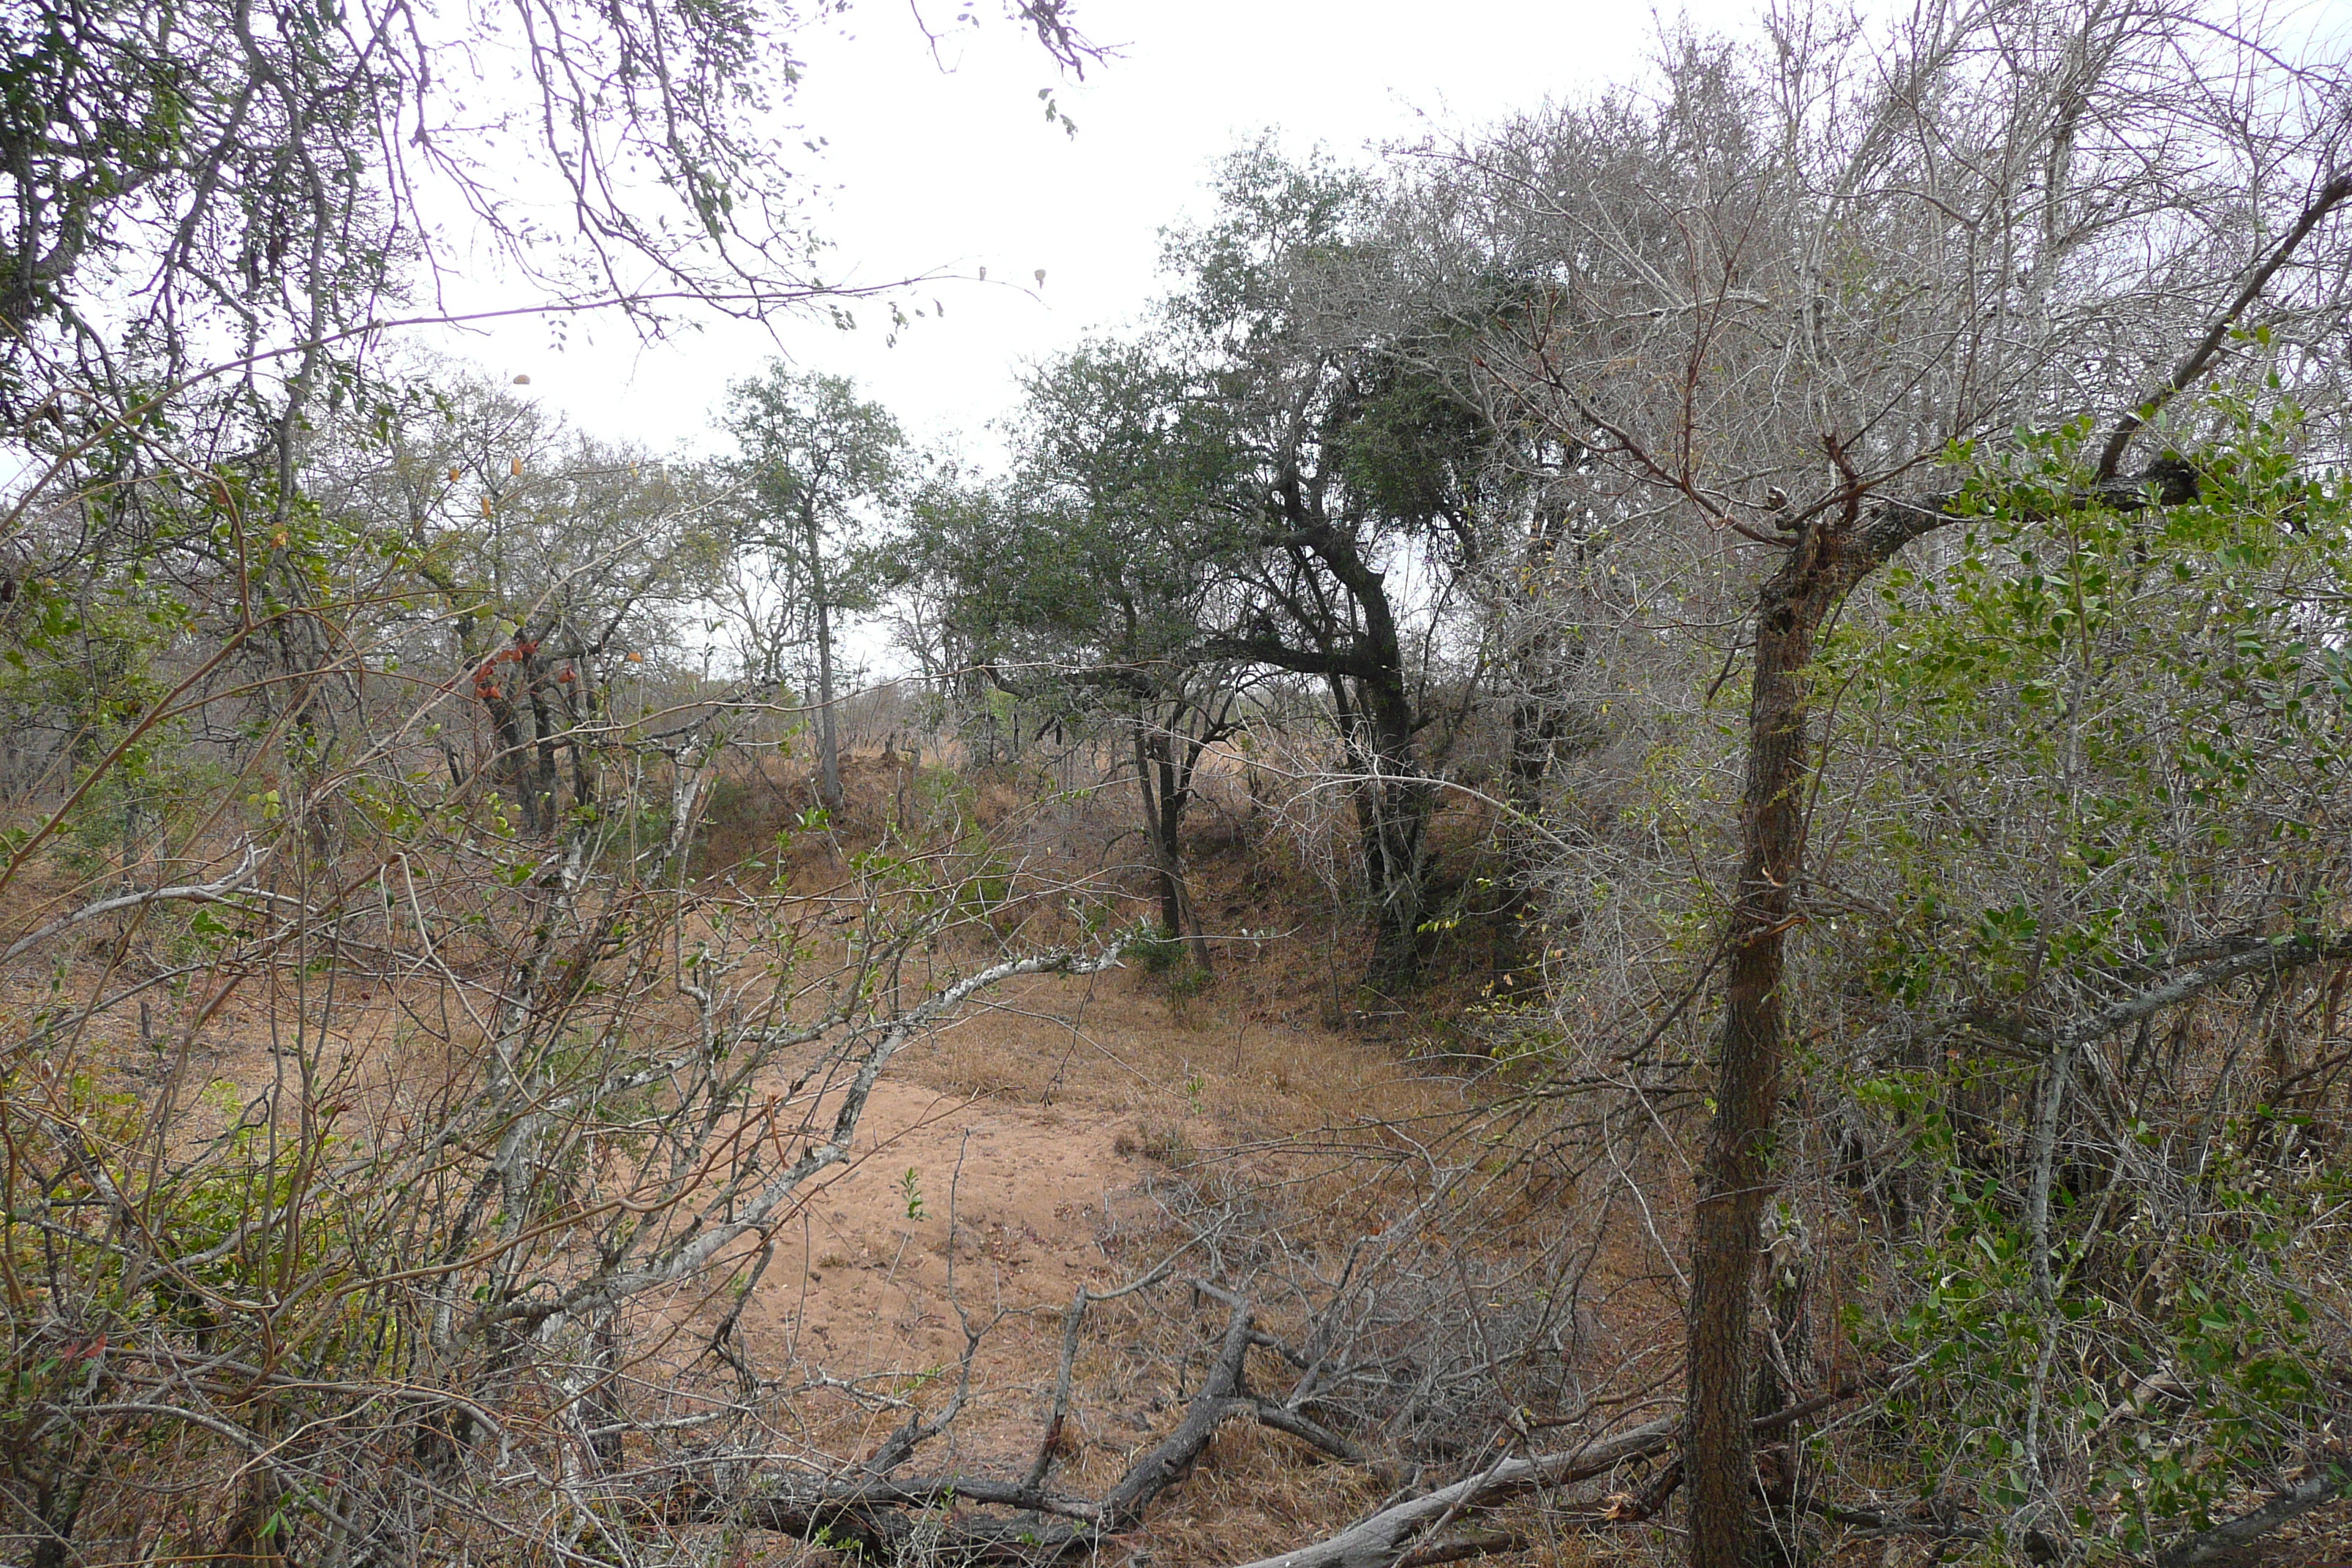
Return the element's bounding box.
[1337,668,1433,990]
[1496,679,1567,977]
[1172,735,1215,970]
[1240,495,1439,991]
[483,687,535,829]
[1686,524,1845,1568]
[26,1461,90,1568]
[1362,776,1433,987]
[525,648,562,837]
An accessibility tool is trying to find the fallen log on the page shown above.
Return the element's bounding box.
[649,1297,1870,1568]
[1100,1287,1260,1529]
[645,1286,1270,1559]
[655,1471,1101,1562]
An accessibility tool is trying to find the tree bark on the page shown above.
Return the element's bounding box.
[1134,725,1211,971]
[1341,669,1433,990]
[524,642,563,837]
[1224,494,1439,989]
[1686,517,1850,1568]
[1497,664,1569,977]
[1135,728,1188,938]
[2155,1464,2346,1568]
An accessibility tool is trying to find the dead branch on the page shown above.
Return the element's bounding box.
[2155,1463,2347,1568]
[1098,1285,1262,1530]
[1025,1252,1191,1491]
[2094,173,2352,480]
[652,1284,1349,1558]
[1397,1531,1524,1567]
[1221,1415,1680,1568]
[0,842,270,965]
[1248,1398,1374,1468]
[1217,1379,1877,1568]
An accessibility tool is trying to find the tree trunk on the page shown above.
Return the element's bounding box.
[1243,503,1439,991]
[1684,448,2212,1568]
[26,1461,91,1568]
[1497,676,1568,977]
[1678,173,2324,1561]
[481,682,537,832]
[564,657,600,820]
[1362,777,1433,987]
[1354,675,1434,990]
[805,499,842,813]
[1174,732,1215,970]
[1496,508,1579,977]
[1686,529,1842,1568]
[525,644,562,837]
[1134,726,1207,972]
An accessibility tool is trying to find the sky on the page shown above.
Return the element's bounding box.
[424,0,1760,465]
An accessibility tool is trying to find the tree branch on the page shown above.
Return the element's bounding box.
[2096,173,2352,480]
[0,843,270,966]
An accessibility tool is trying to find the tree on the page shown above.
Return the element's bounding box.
[0,370,1142,1568]
[914,339,1252,965]
[723,366,908,813]
[0,0,1095,856]
[0,0,1097,391]
[1436,6,2352,1561]
[1814,410,2352,1558]
[1166,144,1518,986]
[1028,342,1253,967]
[0,4,1113,1556]
[313,374,731,834]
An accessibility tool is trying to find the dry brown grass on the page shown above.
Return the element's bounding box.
[0,745,1695,1568]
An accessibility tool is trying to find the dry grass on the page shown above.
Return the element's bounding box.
[0,747,1698,1568]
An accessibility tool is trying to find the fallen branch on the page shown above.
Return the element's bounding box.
[1795,1495,1989,1542]
[647,1469,1101,1563]
[1224,1415,1681,1568]
[653,1306,1869,1568]
[1222,1378,1876,1568]
[1025,1251,1191,1492]
[2156,1463,2348,1568]
[648,1281,1278,1560]
[1398,1531,1523,1567]
[1250,1397,1373,1467]
[725,1493,1091,1563]
[1099,1285,1260,1531]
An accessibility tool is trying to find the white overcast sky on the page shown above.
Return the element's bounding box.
[425,0,1763,462]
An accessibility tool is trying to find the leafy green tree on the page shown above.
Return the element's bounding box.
[911,340,1250,965]
[1812,407,2352,1557]
[1164,143,1516,984]
[722,366,907,812]
[1012,343,1252,965]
